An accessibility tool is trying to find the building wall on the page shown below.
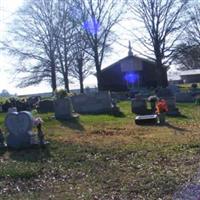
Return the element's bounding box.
[100,57,159,91]
[181,74,200,83]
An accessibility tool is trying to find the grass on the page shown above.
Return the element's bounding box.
[0,101,200,199]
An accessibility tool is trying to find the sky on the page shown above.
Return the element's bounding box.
[0,0,178,95]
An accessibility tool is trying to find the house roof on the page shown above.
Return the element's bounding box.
[101,55,157,73]
[180,69,200,76]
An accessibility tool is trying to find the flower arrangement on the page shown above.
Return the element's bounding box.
[33,117,44,126]
[148,95,159,102]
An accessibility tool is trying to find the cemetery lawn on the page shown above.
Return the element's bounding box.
[0,102,200,199]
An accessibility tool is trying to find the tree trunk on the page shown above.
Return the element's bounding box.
[79,77,84,93]
[51,58,57,92]
[78,62,84,93]
[156,58,168,88]
[95,57,103,91]
[64,73,70,93]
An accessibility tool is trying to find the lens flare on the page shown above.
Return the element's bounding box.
[124,73,139,84]
[83,17,100,35]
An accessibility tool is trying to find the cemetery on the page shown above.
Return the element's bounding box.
[0,86,200,199]
[1,0,200,199]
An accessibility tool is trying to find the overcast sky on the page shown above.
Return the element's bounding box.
[0,0,178,95]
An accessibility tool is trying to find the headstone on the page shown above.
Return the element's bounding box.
[131,95,148,115]
[38,100,54,113]
[176,92,194,103]
[54,98,74,120]
[8,107,17,113]
[5,111,34,149]
[0,105,2,112]
[157,88,180,116]
[156,88,174,98]
[71,92,113,114]
[167,84,180,95]
[163,96,180,116]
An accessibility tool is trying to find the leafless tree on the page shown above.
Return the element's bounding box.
[70,31,94,93]
[128,0,189,87]
[54,0,80,92]
[72,0,126,90]
[1,0,60,92]
[186,3,200,45]
[172,43,200,70]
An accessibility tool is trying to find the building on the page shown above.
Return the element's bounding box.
[100,42,167,91]
[180,69,200,83]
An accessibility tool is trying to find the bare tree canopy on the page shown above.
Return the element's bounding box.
[1,0,126,92]
[2,0,60,92]
[172,43,200,70]
[186,3,200,45]
[128,0,189,87]
[69,31,94,93]
[72,0,127,90]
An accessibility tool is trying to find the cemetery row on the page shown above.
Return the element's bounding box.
[0,85,200,150]
[0,85,200,116]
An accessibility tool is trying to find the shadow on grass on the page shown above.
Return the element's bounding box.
[9,146,51,162]
[165,122,190,133]
[168,114,188,119]
[58,118,85,132]
[0,148,7,156]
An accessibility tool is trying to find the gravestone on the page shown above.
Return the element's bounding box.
[0,105,2,112]
[131,95,148,115]
[71,92,113,114]
[156,88,174,98]
[156,88,180,116]
[5,111,34,149]
[167,84,180,95]
[176,92,194,103]
[54,98,74,120]
[38,100,54,113]
[8,107,17,113]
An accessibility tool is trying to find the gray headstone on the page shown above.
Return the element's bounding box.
[8,107,17,113]
[165,96,180,116]
[38,100,54,113]
[131,97,147,115]
[54,98,73,120]
[71,92,113,114]
[176,92,194,103]
[5,111,34,149]
[157,88,174,98]
[167,84,180,95]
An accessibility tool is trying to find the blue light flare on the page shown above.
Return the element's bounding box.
[124,72,139,84]
[83,17,100,35]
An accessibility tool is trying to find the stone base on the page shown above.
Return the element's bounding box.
[167,108,181,116]
[55,113,79,121]
[135,115,157,125]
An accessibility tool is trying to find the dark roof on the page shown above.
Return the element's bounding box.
[101,55,156,72]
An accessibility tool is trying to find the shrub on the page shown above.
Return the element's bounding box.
[191,83,198,89]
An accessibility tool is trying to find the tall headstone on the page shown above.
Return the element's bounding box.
[5,111,34,149]
[38,100,54,113]
[54,98,74,120]
[156,88,180,116]
[131,94,148,115]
